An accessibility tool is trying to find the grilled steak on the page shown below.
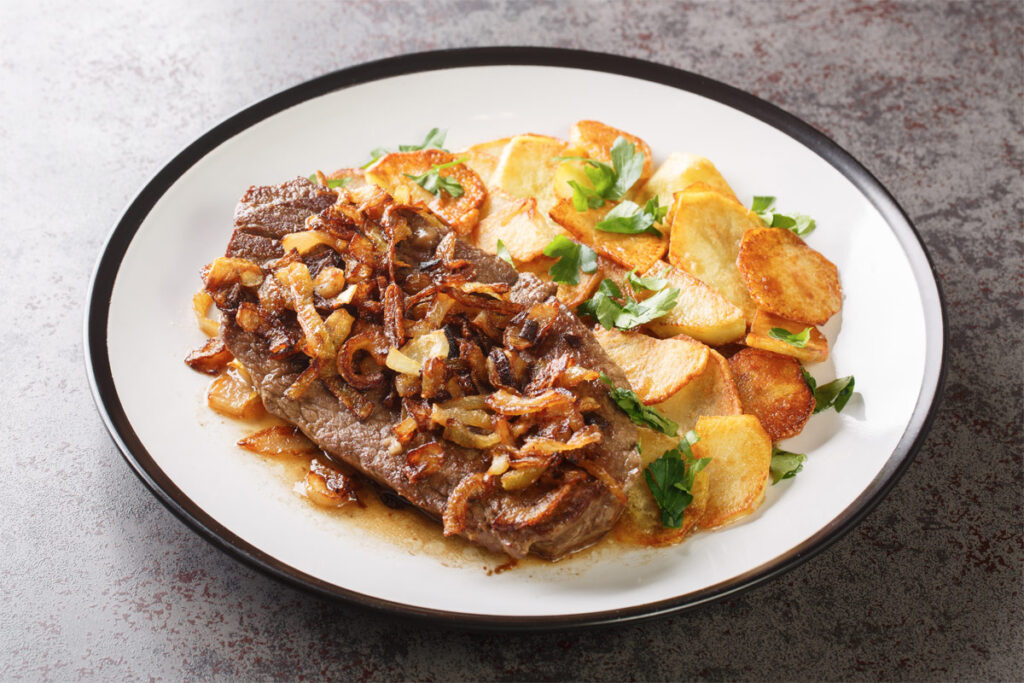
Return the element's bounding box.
[210,178,639,559]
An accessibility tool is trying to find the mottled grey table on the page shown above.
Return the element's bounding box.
[2,1,1021,680]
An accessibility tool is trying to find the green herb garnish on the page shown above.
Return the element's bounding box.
[770,447,807,484]
[404,157,467,198]
[495,239,514,266]
[802,369,856,414]
[307,174,351,189]
[625,269,668,293]
[363,127,449,168]
[578,278,679,331]
[595,197,668,236]
[769,326,812,348]
[558,137,645,210]
[542,235,597,285]
[644,431,712,528]
[599,373,679,436]
[751,195,816,237]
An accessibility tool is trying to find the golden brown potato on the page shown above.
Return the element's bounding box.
[651,349,742,435]
[593,327,710,405]
[458,137,511,188]
[694,414,772,529]
[745,309,829,364]
[365,149,486,235]
[727,348,815,442]
[473,189,555,262]
[491,134,569,211]
[737,227,842,325]
[636,153,738,219]
[667,188,760,320]
[615,462,710,547]
[548,198,667,273]
[641,261,746,345]
[569,120,654,193]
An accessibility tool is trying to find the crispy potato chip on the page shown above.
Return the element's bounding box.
[651,349,742,435]
[642,261,746,345]
[667,188,760,320]
[365,149,486,235]
[745,309,829,364]
[473,189,556,262]
[694,414,771,529]
[727,348,814,442]
[548,198,667,273]
[516,256,604,308]
[458,137,511,188]
[615,463,709,547]
[737,227,842,325]
[636,153,738,220]
[593,328,709,405]
[569,120,654,193]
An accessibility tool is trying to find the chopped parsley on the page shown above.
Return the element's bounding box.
[557,137,645,210]
[542,235,597,285]
[578,278,679,331]
[404,157,467,198]
[802,369,856,414]
[599,373,679,436]
[770,447,806,484]
[625,269,668,293]
[495,239,514,266]
[595,197,668,237]
[363,127,449,167]
[644,431,712,528]
[751,195,816,237]
[769,326,812,348]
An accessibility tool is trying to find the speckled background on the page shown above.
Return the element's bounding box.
[2,0,1021,680]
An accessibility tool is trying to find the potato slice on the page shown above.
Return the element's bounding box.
[365,149,486,235]
[745,309,829,364]
[473,189,555,262]
[593,328,709,405]
[737,227,842,325]
[651,349,742,435]
[642,261,746,345]
[615,462,710,547]
[727,348,815,442]
[694,415,771,529]
[569,120,654,193]
[458,137,511,188]
[636,153,738,220]
[516,256,604,308]
[548,198,667,273]
[667,188,760,320]
[491,134,569,211]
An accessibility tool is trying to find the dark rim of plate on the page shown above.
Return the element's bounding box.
[83,47,948,631]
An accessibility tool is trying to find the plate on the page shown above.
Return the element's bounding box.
[85,48,946,629]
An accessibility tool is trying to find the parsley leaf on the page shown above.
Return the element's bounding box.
[307,174,351,189]
[644,431,711,527]
[751,195,816,237]
[595,197,667,237]
[542,235,597,285]
[802,369,856,414]
[599,373,679,436]
[768,326,812,348]
[495,240,514,266]
[558,137,646,210]
[404,157,467,198]
[625,269,668,292]
[578,278,679,330]
[770,447,806,484]
[363,127,449,167]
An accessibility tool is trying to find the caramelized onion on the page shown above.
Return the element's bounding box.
[192,290,220,337]
[185,337,233,375]
[485,388,575,416]
[237,425,318,456]
[442,472,490,536]
[337,331,386,390]
[404,441,445,483]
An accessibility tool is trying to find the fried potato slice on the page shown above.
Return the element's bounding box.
[727,348,815,442]
[458,137,511,188]
[473,189,556,262]
[636,153,738,221]
[693,415,771,529]
[593,328,710,405]
[651,349,742,435]
[737,227,842,325]
[667,188,760,320]
[516,256,605,308]
[569,120,654,193]
[365,149,486,235]
[549,198,667,273]
[745,309,829,364]
[642,261,746,345]
[492,134,569,210]
[615,460,710,547]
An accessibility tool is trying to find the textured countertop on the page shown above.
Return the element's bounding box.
[2,1,1021,680]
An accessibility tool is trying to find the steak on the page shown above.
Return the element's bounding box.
[213,178,640,559]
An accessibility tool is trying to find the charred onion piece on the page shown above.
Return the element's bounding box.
[337,331,387,390]
[442,473,491,536]
[485,388,575,416]
[185,337,233,375]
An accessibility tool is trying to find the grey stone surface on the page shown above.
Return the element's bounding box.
[1,0,1021,680]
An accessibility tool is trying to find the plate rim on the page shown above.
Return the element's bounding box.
[83,46,948,631]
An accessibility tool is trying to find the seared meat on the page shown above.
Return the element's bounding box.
[212,178,639,559]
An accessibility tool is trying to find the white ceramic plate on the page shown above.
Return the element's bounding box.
[85,48,945,629]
